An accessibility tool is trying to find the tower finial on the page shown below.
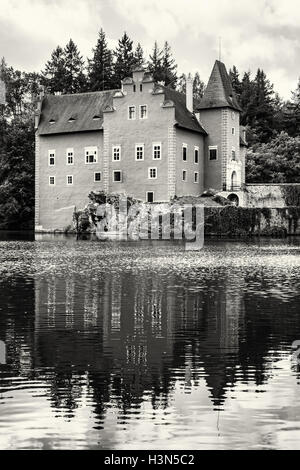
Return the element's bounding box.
[219,37,222,61]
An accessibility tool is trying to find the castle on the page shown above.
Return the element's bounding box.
[35,60,247,232]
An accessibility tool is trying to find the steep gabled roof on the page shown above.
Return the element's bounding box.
[38,85,207,136]
[197,60,242,112]
[38,91,116,135]
[162,87,207,134]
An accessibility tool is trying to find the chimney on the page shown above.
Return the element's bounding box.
[186,73,193,112]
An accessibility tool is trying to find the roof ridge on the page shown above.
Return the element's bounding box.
[46,89,120,98]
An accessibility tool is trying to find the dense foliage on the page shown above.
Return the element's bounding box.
[0,29,300,229]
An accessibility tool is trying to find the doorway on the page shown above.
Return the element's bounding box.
[146,191,154,203]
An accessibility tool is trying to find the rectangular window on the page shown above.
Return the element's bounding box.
[194,172,199,183]
[67,175,73,185]
[94,172,101,182]
[113,170,122,182]
[232,148,236,161]
[128,106,136,120]
[182,170,187,181]
[140,104,147,119]
[194,146,199,164]
[153,143,161,160]
[135,144,144,161]
[148,167,157,179]
[182,144,187,161]
[66,148,74,165]
[232,127,235,135]
[49,176,55,186]
[48,149,55,166]
[85,146,97,164]
[112,145,121,161]
[209,146,218,161]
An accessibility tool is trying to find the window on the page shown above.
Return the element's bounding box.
[194,172,199,183]
[133,84,136,92]
[66,148,74,165]
[146,191,154,203]
[140,84,143,92]
[232,112,236,120]
[148,167,157,179]
[182,144,187,161]
[140,105,147,119]
[232,148,236,161]
[48,149,55,166]
[85,146,97,164]
[135,144,144,161]
[112,146,121,161]
[209,146,218,161]
[67,175,73,185]
[94,172,101,182]
[182,170,187,181]
[194,146,199,164]
[153,143,161,160]
[113,170,122,182]
[232,127,235,135]
[49,176,55,186]
[128,106,136,120]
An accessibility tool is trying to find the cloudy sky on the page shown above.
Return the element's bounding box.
[1,0,300,98]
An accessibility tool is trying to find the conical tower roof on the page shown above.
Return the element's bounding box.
[197,60,242,112]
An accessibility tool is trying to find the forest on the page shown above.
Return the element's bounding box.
[0,29,300,229]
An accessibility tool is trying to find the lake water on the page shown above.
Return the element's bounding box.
[0,235,300,450]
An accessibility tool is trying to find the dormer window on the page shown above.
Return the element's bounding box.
[49,119,55,124]
[68,117,76,122]
[93,115,101,120]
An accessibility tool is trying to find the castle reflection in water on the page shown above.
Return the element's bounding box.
[1,253,300,424]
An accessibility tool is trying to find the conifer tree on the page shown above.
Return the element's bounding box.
[148,42,164,82]
[161,41,177,88]
[113,32,135,87]
[63,39,86,94]
[133,43,146,68]
[42,46,66,94]
[252,68,275,142]
[229,65,242,97]
[177,72,205,101]
[87,29,114,91]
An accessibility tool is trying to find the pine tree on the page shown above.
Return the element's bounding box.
[252,68,275,142]
[87,29,114,91]
[229,66,242,97]
[113,32,135,87]
[148,42,164,82]
[161,41,177,88]
[42,46,66,94]
[282,78,300,137]
[177,72,205,101]
[133,43,146,68]
[193,72,205,101]
[64,39,86,94]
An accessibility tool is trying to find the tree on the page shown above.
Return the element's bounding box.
[87,29,114,91]
[161,41,177,88]
[177,72,205,101]
[246,132,300,183]
[64,39,87,94]
[133,43,146,69]
[42,46,66,94]
[113,32,135,87]
[282,78,300,137]
[251,68,276,143]
[148,42,164,82]
[229,66,242,97]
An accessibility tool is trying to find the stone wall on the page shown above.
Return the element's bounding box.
[245,183,300,208]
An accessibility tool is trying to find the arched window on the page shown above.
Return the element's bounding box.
[231,171,237,190]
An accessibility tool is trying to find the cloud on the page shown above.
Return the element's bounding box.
[0,0,300,98]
